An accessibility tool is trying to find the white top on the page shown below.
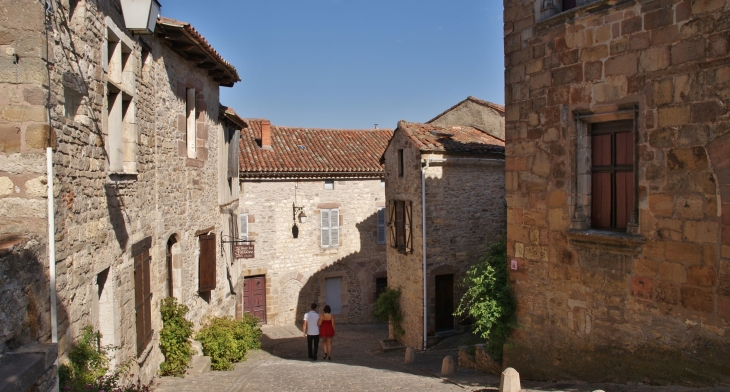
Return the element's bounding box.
[304,311,320,335]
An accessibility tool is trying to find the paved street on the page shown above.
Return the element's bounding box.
[153,324,730,392]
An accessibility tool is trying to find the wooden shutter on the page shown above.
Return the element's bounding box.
[330,209,340,246]
[387,200,396,248]
[377,207,386,244]
[240,213,248,240]
[615,171,634,229]
[227,128,239,179]
[404,201,413,253]
[134,249,152,355]
[199,233,216,292]
[395,201,405,250]
[321,209,330,247]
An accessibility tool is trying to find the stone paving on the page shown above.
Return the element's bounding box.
[153,324,730,392]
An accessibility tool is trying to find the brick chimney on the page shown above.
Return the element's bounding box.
[260,120,272,149]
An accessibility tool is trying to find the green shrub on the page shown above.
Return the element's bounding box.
[159,297,194,377]
[374,287,405,338]
[195,314,262,370]
[455,238,516,362]
[59,326,150,392]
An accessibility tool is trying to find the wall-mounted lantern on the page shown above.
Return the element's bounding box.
[293,203,307,224]
[120,0,161,35]
[298,211,307,224]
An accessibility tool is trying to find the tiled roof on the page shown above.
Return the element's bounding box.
[156,17,240,86]
[427,96,505,124]
[220,105,246,128]
[239,119,393,177]
[397,121,505,155]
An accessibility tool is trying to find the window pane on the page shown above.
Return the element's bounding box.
[591,172,612,229]
[616,171,634,229]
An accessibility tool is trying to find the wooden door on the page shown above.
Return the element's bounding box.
[325,277,343,314]
[243,275,266,323]
[434,274,454,332]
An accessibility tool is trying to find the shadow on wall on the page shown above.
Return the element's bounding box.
[0,238,69,354]
[104,183,129,250]
[294,211,387,326]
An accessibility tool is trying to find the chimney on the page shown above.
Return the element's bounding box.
[260,120,272,149]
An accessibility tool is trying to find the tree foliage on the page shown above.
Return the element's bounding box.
[374,286,405,338]
[455,239,516,362]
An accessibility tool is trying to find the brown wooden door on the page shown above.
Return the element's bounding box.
[435,274,454,332]
[243,275,266,323]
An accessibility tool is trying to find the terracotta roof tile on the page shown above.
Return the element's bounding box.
[239,119,393,177]
[399,121,505,155]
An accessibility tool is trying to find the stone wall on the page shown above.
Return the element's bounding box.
[503,0,730,385]
[239,177,386,325]
[0,0,240,384]
[384,130,426,349]
[430,99,506,140]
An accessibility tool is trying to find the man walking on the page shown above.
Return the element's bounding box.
[302,303,320,360]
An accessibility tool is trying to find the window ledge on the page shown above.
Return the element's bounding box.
[536,0,636,31]
[566,229,645,255]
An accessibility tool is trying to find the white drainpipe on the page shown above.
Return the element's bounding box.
[46,146,58,381]
[421,157,429,351]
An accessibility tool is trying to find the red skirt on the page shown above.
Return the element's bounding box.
[320,319,335,338]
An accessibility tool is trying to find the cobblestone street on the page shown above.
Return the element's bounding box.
[153,324,730,392]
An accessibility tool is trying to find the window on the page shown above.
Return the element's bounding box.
[240,213,249,240]
[375,277,387,300]
[104,18,136,173]
[388,200,413,253]
[376,207,386,244]
[186,88,196,159]
[590,120,634,230]
[397,149,404,177]
[133,248,152,355]
[321,208,340,247]
[324,179,334,190]
[198,233,216,292]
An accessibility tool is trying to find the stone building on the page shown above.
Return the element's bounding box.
[0,0,245,386]
[503,0,730,385]
[382,121,506,350]
[237,119,393,325]
[428,96,507,140]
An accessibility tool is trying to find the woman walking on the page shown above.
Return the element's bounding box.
[317,305,336,360]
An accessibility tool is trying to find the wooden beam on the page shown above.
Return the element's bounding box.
[197,62,217,70]
[208,69,225,77]
[172,42,195,51]
[186,54,208,63]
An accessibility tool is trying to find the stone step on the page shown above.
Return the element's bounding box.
[186,355,211,376]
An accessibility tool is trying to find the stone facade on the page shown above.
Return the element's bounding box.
[504,0,730,385]
[238,178,387,325]
[383,122,506,350]
[0,0,243,385]
[428,96,507,140]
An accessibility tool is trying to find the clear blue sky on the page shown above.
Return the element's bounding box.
[161,0,504,129]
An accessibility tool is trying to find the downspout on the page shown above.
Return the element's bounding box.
[44,1,59,391]
[421,157,429,351]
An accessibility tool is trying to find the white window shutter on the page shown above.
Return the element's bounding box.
[377,208,385,244]
[321,210,330,247]
[240,214,248,240]
[330,209,339,246]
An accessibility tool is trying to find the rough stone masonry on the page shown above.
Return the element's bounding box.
[503,0,730,385]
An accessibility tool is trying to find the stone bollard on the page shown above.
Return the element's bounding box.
[441,355,455,376]
[404,347,416,364]
[500,367,521,392]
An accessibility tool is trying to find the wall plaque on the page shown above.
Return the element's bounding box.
[234,244,254,259]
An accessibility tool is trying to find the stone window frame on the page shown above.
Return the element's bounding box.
[570,107,641,238]
[186,88,197,159]
[103,17,137,175]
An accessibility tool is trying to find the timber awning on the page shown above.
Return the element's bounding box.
[156,17,240,87]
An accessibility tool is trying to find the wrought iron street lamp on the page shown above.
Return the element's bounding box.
[120,0,161,35]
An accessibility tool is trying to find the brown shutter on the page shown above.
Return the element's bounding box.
[387,200,396,248]
[405,200,413,253]
[615,171,634,229]
[199,233,217,292]
[591,172,612,229]
[134,249,153,355]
